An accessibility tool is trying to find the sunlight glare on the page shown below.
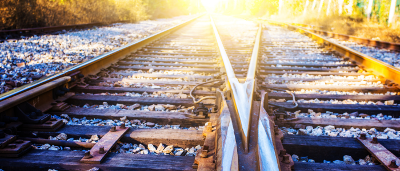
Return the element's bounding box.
[201,0,219,12]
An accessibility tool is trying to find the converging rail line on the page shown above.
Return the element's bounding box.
[0,13,400,171]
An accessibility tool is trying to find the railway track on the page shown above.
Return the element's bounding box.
[258,21,400,170]
[0,13,400,171]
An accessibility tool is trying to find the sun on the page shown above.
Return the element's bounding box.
[201,0,220,12]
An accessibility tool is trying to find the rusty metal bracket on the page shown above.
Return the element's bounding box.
[20,118,64,132]
[0,140,31,158]
[357,135,400,171]
[0,134,16,149]
[0,77,71,114]
[81,125,129,164]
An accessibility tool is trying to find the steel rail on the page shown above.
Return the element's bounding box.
[253,26,280,171]
[211,15,279,170]
[210,15,238,170]
[266,20,400,86]
[211,15,253,153]
[210,15,252,151]
[246,24,262,80]
[281,21,400,52]
[209,17,236,79]
[0,14,203,102]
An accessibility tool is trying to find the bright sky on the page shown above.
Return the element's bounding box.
[201,0,220,12]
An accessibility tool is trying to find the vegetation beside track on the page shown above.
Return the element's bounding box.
[0,0,203,30]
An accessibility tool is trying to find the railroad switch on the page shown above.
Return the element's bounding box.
[193,102,208,118]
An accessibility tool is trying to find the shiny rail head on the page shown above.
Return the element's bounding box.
[246,23,262,81]
[209,15,236,80]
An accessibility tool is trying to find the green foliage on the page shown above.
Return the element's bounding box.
[146,0,202,19]
[217,0,399,24]
[0,0,202,30]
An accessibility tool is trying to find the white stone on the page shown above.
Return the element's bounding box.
[56,133,67,140]
[163,145,174,153]
[156,143,165,154]
[148,144,156,153]
[90,134,99,141]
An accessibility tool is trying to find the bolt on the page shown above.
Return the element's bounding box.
[83,151,93,159]
[389,160,398,168]
[274,125,279,135]
[110,126,116,132]
[200,146,209,158]
[99,147,105,154]
[201,150,208,158]
[282,154,291,164]
[206,122,212,132]
[211,105,217,113]
[279,149,286,157]
[120,123,125,129]
[360,133,366,140]
[370,137,378,144]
